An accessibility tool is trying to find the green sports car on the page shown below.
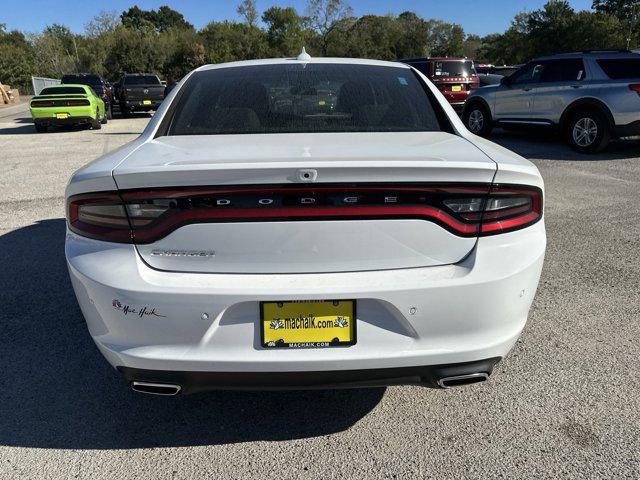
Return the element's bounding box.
[29,84,107,133]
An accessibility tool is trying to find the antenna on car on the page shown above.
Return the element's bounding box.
[297,47,311,62]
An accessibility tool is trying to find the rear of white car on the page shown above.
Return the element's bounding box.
[65,58,545,394]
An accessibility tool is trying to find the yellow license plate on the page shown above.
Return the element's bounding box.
[451,85,462,92]
[261,300,356,348]
[55,113,69,119]
[143,100,152,105]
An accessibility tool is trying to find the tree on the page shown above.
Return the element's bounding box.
[85,11,121,38]
[262,7,310,56]
[343,15,403,60]
[103,26,165,79]
[31,24,80,77]
[121,5,193,33]
[200,21,269,63]
[306,0,353,55]
[593,0,640,48]
[0,25,35,91]
[162,30,205,79]
[237,0,259,28]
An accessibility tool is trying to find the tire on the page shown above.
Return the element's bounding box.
[566,109,610,153]
[463,103,493,137]
[91,108,102,130]
[35,124,48,133]
[101,111,108,124]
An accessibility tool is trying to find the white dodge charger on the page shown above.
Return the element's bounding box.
[65,54,546,395]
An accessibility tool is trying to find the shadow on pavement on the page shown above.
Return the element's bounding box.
[489,128,639,161]
[0,219,383,450]
[0,124,37,135]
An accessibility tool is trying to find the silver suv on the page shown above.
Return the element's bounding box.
[463,51,640,153]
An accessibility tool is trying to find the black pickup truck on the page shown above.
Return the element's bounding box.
[115,74,165,116]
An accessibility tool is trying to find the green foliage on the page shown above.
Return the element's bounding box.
[593,0,640,48]
[262,6,312,56]
[0,25,35,91]
[121,5,194,33]
[6,0,637,87]
[478,1,631,64]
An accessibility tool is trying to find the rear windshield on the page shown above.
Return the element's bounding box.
[167,63,443,136]
[596,58,640,79]
[61,75,102,86]
[124,75,161,85]
[433,61,475,77]
[40,86,85,95]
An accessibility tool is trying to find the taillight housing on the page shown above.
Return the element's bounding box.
[629,84,640,96]
[65,99,90,106]
[31,100,54,107]
[66,184,543,244]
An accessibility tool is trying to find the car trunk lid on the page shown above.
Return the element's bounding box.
[114,132,496,273]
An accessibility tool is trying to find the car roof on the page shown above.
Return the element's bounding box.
[44,84,90,90]
[196,57,412,72]
[399,57,469,63]
[533,50,640,61]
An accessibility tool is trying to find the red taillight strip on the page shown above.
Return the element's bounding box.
[480,185,542,235]
[67,183,543,244]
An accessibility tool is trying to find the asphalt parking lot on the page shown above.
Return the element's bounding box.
[0,108,638,479]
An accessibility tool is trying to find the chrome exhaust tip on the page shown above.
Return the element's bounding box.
[131,381,182,396]
[437,372,489,388]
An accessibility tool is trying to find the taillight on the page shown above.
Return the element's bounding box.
[31,100,54,107]
[65,99,90,106]
[479,185,542,235]
[67,193,132,243]
[67,184,543,244]
[629,84,640,96]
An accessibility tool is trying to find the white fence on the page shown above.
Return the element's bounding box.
[31,77,61,95]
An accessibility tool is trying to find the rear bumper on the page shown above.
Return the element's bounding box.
[122,100,162,111]
[119,357,501,393]
[66,220,545,386]
[33,116,93,126]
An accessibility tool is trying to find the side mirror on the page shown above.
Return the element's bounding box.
[500,76,511,87]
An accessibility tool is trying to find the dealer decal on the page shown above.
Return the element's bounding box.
[112,299,166,318]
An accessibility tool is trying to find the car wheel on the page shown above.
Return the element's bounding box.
[35,124,48,133]
[567,109,610,153]
[101,111,108,124]
[463,104,493,137]
[92,108,102,130]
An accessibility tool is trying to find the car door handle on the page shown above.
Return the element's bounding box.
[522,87,532,92]
[571,85,581,89]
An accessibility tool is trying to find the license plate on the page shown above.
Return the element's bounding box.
[261,300,356,349]
[143,100,152,105]
[56,113,69,119]
[451,85,462,92]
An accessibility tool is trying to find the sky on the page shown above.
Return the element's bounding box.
[2,0,595,37]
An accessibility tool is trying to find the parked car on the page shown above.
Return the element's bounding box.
[116,73,165,116]
[463,50,640,153]
[61,73,112,120]
[476,64,521,77]
[65,55,545,394]
[478,73,504,87]
[29,84,107,133]
[400,57,479,111]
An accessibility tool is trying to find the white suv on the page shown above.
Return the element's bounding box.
[463,51,640,153]
[65,56,546,395]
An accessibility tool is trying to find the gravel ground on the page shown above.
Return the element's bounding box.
[0,110,638,479]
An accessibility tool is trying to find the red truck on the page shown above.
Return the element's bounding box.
[399,58,479,112]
